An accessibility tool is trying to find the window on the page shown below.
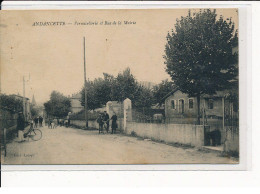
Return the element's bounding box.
[171,100,176,109]
[208,99,214,109]
[188,99,194,109]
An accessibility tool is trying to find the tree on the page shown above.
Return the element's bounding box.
[44,91,71,118]
[113,68,140,106]
[80,73,115,110]
[164,9,238,124]
[81,68,152,110]
[153,79,175,105]
[30,104,39,117]
[0,94,23,113]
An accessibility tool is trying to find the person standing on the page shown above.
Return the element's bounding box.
[111,112,118,134]
[34,116,39,128]
[103,111,110,133]
[97,113,104,134]
[39,116,43,127]
[17,112,25,142]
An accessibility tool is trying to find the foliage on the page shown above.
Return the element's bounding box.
[153,79,175,104]
[81,68,154,110]
[0,94,23,113]
[80,73,115,110]
[69,110,100,121]
[164,9,238,124]
[30,104,39,117]
[44,91,71,118]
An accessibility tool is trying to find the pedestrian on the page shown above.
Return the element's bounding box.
[47,118,52,129]
[17,112,26,142]
[54,118,58,128]
[97,113,104,134]
[67,115,70,127]
[34,116,39,128]
[39,116,43,127]
[103,111,110,133]
[111,112,118,134]
[51,119,55,129]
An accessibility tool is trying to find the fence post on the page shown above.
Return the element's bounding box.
[123,98,132,132]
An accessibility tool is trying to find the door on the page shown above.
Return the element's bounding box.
[179,99,184,114]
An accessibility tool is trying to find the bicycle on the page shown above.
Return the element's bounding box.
[23,123,42,141]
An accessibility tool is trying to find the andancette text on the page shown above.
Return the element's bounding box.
[32,20,136,26]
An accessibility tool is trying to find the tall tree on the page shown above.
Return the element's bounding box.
[153,79,175,105]
[164,9,238,124]
[80,73,115,110]
[113,67,140,105]
[44,91,71,118]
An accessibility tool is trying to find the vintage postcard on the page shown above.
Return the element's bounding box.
[0,8,240,165]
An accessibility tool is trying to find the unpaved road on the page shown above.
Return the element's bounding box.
[2,126,237,164]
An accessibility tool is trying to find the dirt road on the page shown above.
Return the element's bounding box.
[2,126,237,164]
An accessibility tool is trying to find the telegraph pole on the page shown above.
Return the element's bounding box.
[83,37,88,128]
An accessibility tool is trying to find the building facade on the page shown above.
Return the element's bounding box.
[164,90,237,128]
[69,92,84,114]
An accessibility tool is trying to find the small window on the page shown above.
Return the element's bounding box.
[171,100,176,109]
[208,99,214,109]
[188,99,194,109]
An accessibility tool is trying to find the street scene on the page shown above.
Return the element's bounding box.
[2,125,236,164]
[1,9,239,165]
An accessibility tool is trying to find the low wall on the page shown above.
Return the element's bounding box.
[70,120,99,129]
[224,127,239,156]
[125,122,205,147]
[70,119,124,131]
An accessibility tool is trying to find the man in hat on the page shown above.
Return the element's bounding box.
[17,112,25,142]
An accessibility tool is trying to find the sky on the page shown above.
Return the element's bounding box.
[0,9,238,104]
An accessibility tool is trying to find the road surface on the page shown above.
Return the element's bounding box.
[2,126,237,164]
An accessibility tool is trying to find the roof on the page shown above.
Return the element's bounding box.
[162,88,235,102]
[11,94,29,100]
[161,87,179,102]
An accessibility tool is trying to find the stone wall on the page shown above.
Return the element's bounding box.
[224,127,239,156]
[125,122,205,147]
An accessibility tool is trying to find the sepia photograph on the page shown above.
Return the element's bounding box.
[0,8,239,165]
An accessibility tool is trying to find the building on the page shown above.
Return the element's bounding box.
[164,89,238,124]
[31,94,36,106]
[69,92,84,114]
[11,94,31,121]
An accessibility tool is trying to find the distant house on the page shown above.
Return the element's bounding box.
[139,81,156,90]
[69,92,84,114]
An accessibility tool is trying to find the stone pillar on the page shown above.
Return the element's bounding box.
[123,98,132,131]
[106,101,113,117]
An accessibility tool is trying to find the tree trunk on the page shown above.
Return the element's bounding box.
[197,94,200,125]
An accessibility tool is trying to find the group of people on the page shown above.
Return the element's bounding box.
[97,111,118,134]
[33,116,43,128]
[46,117,70,129]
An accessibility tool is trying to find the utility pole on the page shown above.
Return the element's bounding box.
[23,76,26,120]
[83,37,88,128]
[23,75,30,121]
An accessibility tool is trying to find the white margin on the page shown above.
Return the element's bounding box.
[0,1,252,172]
